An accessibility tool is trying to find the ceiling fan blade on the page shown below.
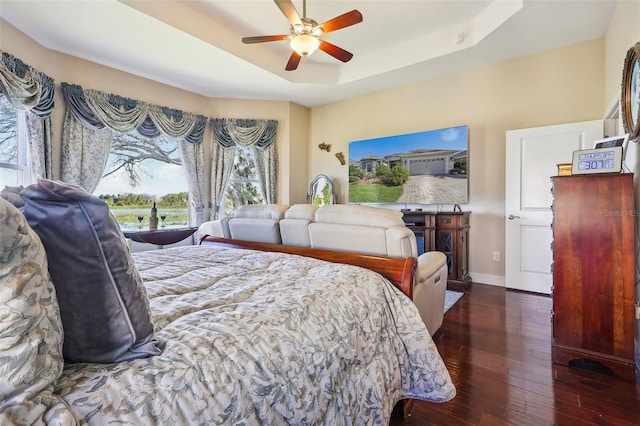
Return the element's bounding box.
[242,35,290,44]
[318,10,363,34]
[285,51,302,71]
[274,0,302,27]
[318,40,353,63]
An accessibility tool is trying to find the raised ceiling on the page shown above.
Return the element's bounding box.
[0,0,617,107]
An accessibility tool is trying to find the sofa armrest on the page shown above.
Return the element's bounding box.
[197,218,230,241]
[413,251,448,335]
[417,251,447,282]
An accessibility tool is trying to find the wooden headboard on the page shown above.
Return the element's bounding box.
[200,236,417,299]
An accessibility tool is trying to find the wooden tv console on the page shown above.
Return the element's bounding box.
[401,210,471,291]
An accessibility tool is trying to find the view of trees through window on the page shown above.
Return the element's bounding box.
[0,94,30,188]
[94,132,189,228]
[223,146,263,216]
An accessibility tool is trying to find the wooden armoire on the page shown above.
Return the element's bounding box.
[551,173,636,382]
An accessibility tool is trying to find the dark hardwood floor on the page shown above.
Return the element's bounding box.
[391,283,640,426]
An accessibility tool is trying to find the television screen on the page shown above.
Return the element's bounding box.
[348,125,468,205]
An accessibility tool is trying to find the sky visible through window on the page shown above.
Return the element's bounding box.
[94,159,186,198]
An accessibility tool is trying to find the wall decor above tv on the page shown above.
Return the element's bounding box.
[348,125,468,206]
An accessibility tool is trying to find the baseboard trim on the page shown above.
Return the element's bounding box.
[469,272,504,287]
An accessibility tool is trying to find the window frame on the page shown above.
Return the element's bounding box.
[222,145,264,216]
[0,94,31,187]
[94,131,191,228]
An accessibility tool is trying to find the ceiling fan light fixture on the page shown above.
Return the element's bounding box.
[290,33,320,56]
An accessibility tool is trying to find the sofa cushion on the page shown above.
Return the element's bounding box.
[20,179,160,363]
[310,205,417,257]
[280,204,318,246]
[0,197,64,423]
[309,222,390,255]
[235,204,289,220]
[284,204,318,221]
[314,204,405,227]
[229,218,282,244]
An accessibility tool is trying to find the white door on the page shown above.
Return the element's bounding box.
[505,120,603,294]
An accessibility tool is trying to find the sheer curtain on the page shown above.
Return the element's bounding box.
[0,51,55,180]
[60,83,207,225]
[209,118,278,219]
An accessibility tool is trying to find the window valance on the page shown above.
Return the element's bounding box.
[0,51,55,118]
[61,83,206,144]
[211,118,278,148]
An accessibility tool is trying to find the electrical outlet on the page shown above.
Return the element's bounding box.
[493,251,500,262]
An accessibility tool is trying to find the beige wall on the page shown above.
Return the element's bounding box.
[0,19,310,214]
[604,1,640,112]
[603,2,640,180]
[286,102,311,204]
[309,39,606,283]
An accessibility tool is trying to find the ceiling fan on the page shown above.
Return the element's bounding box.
[242,0,363,71]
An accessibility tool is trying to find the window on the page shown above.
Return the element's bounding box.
[0,94,30,188]
[223,146,263,216]
[94,132,189,228]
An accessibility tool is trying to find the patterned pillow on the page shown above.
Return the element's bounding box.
[0,197,64,423]
[21,179,160,363]
[0,185,25,209]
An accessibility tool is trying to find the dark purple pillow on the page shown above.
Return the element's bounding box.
[21,179,160,363]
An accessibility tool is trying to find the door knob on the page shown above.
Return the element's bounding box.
[507,214,521,220]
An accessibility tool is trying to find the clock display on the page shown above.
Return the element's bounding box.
[572,146,623,175]
[577,150,616,171]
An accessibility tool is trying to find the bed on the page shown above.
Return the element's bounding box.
[0,180,455,425]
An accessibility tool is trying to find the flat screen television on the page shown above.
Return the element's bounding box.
[348,125,468,206]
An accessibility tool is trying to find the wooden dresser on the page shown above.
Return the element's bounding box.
[551,173,636,382]
[401,210,471,291]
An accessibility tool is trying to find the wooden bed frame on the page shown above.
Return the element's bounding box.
[199,236,417,299]
[199,236,418,418]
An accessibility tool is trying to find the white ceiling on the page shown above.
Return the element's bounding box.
[0,0,617,107]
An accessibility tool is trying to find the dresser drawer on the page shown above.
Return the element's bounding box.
[436,213,468,228]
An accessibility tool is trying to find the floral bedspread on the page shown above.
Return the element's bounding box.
[47,245,455,425]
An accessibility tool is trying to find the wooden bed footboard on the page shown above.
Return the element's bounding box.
[199,236,417,299]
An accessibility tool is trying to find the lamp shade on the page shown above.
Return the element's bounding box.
[290,34,320,56]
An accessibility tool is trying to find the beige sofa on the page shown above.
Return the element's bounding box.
[197,204,448,334]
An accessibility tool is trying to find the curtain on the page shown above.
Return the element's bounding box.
[209,118,278,219]
[179,140,205,226]
[0,50,55,180]
[60,108,114,192]
[60,83,208,225]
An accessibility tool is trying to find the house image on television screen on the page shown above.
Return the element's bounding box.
[348,125,468,205]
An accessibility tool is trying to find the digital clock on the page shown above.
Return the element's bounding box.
[571,146,623,175]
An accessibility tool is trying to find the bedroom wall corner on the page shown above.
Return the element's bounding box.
[604,1,640,113]
[285,102,311,205]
